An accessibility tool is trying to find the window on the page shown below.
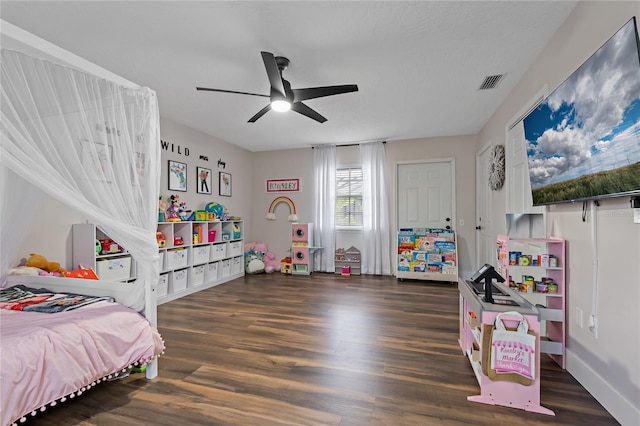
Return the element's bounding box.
[336,167,363,227]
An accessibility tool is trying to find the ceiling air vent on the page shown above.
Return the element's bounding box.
[479,74,504,90]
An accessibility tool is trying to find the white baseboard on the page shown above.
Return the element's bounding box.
[567,349,639,426]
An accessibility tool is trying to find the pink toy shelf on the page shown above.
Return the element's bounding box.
[458,277,554,416]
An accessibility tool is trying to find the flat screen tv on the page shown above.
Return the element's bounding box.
[523,17,640,206]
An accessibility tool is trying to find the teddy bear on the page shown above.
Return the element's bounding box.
[253,243,279,273]
[25,253,66,275]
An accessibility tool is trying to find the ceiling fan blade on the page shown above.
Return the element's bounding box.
[291,102,327,123]
[196,87,269,98]
[248,104,272,123]
[261,51,286,99]
[292,84,358,102]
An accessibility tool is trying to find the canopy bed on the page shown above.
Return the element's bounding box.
[0,21,163,425]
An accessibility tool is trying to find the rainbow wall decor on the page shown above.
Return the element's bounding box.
[266,196,298,222]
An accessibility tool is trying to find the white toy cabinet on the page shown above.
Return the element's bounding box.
[156,220,244,303]
[72,220,244,303]
[72,223,135,282]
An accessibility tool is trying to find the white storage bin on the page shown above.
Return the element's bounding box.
[167,248,188,269]
[210,243,227,261]
[232,256,243,275]
[208,261,219,281]
[228,241,243,257]
[158,251,165,271]
[192,265,205,286]
[172,268,188,292]
[157,273,168,297]
[193,245,210,265]
[220,259,231,278]
[96,256,131,281]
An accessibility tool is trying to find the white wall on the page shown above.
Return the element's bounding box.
[478,2,640,424]
[386,135,478,280]
[249,148,314,262]
[249,135,478,279]
[159,118,254,240]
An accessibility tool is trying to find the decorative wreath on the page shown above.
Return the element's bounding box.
[488,144,506,191]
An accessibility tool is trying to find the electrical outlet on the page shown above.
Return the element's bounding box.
[576,307,583,328]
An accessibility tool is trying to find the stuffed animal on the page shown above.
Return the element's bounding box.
[244,250,265,274]
[25,253,66,275]
[166,195,181,222]
[262,251,280,273]
[177,201,191,221]
[6,266,43,276]
[253,243,279,273]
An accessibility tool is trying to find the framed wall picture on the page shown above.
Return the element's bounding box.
[168,160,187,192]
[266,178,300,193]
[80,139,113,182]
[196,167,212,194]
[219,171,232,197]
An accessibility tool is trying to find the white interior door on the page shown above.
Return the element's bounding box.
[476,145,494,268]
[397,161,454,230]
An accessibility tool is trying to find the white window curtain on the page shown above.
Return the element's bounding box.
[360,141,391,275]
[0,48,160,315]
[312,144,336,272]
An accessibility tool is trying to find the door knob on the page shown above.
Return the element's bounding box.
[446,225,451,230]
[446,217,451,222]
[476,226,482,230]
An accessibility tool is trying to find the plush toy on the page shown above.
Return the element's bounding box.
[166,195,181,222]
[253,243,279,273]
[244,250,265,274]
[25,253,66,275]
[6,266,43,276]
[262,251,280,273]
[177,201,191,221]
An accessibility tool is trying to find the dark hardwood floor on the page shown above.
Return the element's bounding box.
[26,273,619,425]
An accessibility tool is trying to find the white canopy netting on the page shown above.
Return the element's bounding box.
[0,48,160,315]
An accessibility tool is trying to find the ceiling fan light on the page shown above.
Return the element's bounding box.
[271,99,291,112]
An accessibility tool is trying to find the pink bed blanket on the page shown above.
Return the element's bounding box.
[0,301,164,426]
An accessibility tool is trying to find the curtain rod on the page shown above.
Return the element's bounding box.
[312,141,386,149]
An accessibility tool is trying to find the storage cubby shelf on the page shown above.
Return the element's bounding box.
[156,220,244,304]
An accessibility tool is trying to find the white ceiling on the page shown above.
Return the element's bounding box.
[1,1,578,152]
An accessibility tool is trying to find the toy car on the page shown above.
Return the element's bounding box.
[156,232,167,248]
[99,238,123,255]
[174,235,184,246]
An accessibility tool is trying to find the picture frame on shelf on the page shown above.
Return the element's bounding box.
[168,160,187,192]
[219,171,232,197]
[196,167,212,194]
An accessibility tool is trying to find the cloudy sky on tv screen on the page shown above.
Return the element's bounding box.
[524,19,640,190]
